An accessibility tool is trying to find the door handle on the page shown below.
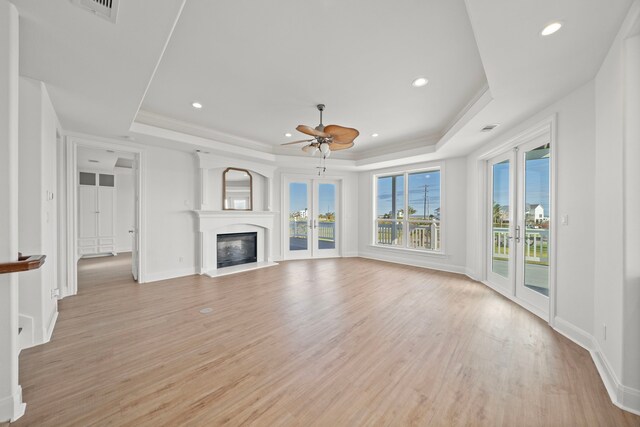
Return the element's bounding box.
[314,219,317,229]
[515,226,521,242]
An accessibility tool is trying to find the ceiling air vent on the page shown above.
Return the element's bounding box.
[71,0,120,23]
[481,124,500,132]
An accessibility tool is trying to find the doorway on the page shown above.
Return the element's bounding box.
[284,178,341,259]
[487,132,553,318]
[67,138,144,295]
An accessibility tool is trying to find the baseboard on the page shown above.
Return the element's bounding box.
[358,250,466,275]
[465,268,480,282]
[553,316,640,416]
[144,267,197,283]
[553,317,594,352]
[17,314,34,351]
[45,309,58,343]
[620,384,640,415]
[0,386,26,422]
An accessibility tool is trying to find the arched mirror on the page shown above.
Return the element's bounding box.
[223,168,253,210]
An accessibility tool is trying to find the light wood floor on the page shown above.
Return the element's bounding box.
[14,255,640,426]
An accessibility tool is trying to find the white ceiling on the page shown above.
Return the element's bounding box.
[138,0,487,153]
[12,0,185,137]
[77,146,134,172]
[435,0,634,159]
[11,0,635,166]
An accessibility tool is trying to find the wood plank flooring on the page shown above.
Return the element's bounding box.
[14,255,640,426]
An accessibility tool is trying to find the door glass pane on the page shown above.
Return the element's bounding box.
[492,160,510,278]
[289,182,308,251]
[317,183,336,250]
[408,171,441,250]
[524,144,550,296]
[376,175,404,246]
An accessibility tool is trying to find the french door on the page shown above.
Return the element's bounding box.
[487,134,552,317]
[285,178,340,259]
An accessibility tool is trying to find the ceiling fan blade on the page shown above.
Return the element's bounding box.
[296,124,330,138]
[329,142,354,151]
[281,139,314,146]
[324,124,360,144]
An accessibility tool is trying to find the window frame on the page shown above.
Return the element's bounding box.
[372,164,444,254]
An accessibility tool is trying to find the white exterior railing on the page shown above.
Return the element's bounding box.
[493,227,548,262]
[289,220,336,242]
[376,220,440,251]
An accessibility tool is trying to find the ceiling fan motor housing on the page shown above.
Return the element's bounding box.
[316,104,325,131]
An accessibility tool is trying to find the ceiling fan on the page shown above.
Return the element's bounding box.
[281,104,359,156]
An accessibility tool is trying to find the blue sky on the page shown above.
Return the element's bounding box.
[289,182,335,214]
[493,155,550,214]
[376,171,441,218]
[290,183,307,213]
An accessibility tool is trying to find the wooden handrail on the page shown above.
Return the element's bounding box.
[0,253,46,274]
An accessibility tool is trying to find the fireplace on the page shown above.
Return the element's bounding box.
[217,232,258,268]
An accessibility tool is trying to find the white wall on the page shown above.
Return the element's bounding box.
[143,146,198,281]
[358,157,467,273]
[18,77,59,349]
[593,2,640,408]
[623,31,640,397]
[465,82,596,335]
[0,1,24,421]
[115,168,134,252]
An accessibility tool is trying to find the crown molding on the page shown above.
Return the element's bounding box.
[135,110,275,152]
[436,83,493,151]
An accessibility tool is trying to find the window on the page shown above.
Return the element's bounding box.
[79,172,96,186]
[374,169,441,252]
[99,174,115,187]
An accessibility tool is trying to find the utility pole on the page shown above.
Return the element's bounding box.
[423,184,430,219]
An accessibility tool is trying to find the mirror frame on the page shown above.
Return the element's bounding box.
[222,167,253,211]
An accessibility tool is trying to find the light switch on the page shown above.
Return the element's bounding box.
[561,215,569,225]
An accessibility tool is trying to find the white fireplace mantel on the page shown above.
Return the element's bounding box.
[193,210,277,231]
[193,210,278,277]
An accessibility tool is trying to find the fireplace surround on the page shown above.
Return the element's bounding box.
[193,153,278,277]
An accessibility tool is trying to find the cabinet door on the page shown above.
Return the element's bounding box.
[79,186,97,239]
[98,187,115,238]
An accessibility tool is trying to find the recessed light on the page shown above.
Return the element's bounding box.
[371,133,379,138]
[541,22,563,36]
[412,77,428,87]
[285,133,292,137]
[192,101,203,109]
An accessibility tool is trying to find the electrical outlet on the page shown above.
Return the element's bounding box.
[51,288,60,299]
[603,324,607,340]
[179,256,184,263]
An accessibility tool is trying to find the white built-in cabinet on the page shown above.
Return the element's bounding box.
[78,172,116,256]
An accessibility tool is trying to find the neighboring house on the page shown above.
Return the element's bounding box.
[526,204,545,223]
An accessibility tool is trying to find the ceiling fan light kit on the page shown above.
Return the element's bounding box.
[281,104,359,174]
